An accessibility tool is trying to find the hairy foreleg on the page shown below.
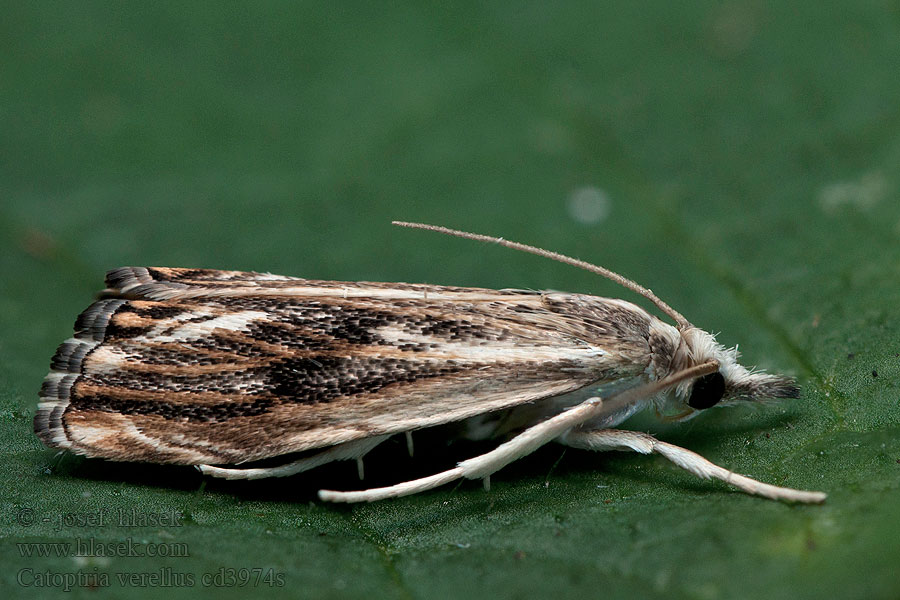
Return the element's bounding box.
[558,428,826,503]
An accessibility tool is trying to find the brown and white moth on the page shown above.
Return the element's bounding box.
[34,222,826,504]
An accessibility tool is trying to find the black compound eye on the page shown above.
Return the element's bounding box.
[688,372,726,410]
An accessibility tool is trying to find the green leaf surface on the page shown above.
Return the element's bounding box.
[2,2,899,599]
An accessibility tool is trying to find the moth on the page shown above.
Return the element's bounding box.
[35,222,826,504]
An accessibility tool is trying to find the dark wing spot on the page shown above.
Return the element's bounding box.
[268,356,461,404]
[71,393,273,422]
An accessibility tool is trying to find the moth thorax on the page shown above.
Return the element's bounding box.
[646,318,684,381]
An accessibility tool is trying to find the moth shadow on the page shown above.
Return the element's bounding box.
[45,433,499,504]
[636,407,801,451]
[44,408,803,504]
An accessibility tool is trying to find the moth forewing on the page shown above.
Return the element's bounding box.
[37,274,658,465]
[35,224,826,504]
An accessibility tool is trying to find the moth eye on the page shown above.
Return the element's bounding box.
[688,372,726,410]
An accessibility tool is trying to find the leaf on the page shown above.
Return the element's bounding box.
[2,3,899,599]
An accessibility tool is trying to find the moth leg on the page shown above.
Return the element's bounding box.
[198,435,389,481]
[558,429,826,503]
[317,396,607,502]
[319,362,721,503]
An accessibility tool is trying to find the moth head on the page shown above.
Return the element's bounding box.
[660,327,800,421]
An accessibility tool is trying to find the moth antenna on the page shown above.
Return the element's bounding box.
[392,221,692,329]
